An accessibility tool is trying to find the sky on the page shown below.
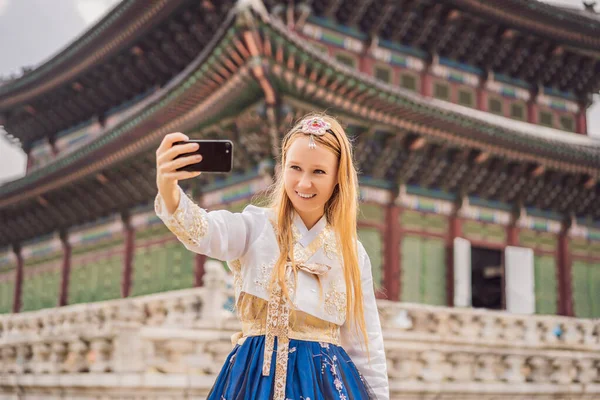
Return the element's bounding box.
[0,0,599,185]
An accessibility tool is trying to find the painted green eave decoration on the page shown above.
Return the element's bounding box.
[260,22,600,167]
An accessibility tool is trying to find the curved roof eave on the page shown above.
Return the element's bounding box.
[0,0,187,110]
[260,18,600,172]
[0,13,250,204]
[2,9,600,205]
[448,0,600,52]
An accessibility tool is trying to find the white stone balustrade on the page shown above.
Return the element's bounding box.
[0,263,598,399]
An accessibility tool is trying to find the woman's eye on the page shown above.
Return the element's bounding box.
[314,169,326,174]
[290,165,301,171]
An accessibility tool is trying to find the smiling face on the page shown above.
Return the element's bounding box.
[283,135,339,229]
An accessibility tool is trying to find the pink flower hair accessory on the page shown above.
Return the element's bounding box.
[300,117,332,149]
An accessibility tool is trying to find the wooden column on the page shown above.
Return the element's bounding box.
[476,74,488,112]
[527,99,538,125]
[58,232,72,307]
[421,69,433,97]
[194,254,206,287]
[359,52,374,76]
[507,222,519,246]
[557,223,573,316]
[12,245,23,313]
[446,213,462,307]
[576,105,587,135]
[384,203,401,301]
[476,85,487,112]
[121,214,134,298]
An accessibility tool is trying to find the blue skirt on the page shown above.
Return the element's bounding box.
[207,335,376,399]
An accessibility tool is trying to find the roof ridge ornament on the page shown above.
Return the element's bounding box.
[583,1,597,13]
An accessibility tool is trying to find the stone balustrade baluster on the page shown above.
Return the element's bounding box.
[0,288,598,398]
[448,352,475,382]
[527,355,550,383]
[502,354,527,383]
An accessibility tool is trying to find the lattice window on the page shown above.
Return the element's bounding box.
[434,82,450,100]
[374,66,392,83]
[310,43,328,55]
[539,110,554,127]
[458,89,474,107]
[560,115,575,132]
[358,227,383,290]
[533,255,558,315]
[488,97,503,115]
[400,74,417,91]
[510,103,525,120]
[335,53,356,68]
[400,235,446,305]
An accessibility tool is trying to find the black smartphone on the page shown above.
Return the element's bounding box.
[174,140,233,173]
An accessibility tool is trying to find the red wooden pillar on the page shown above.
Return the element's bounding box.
[527,99,538,125]
[507,222,519,246]
[557,224,573,316]
[121,215,134,298]
[12,245,23,313]
[194,254,206,287]
[359,53,374,75]
[58,232,71,306]
[576,106,587,135]
[384,203,401,301]
[446,214,462,307]
[421,69,433,97]
[476,85,487,112]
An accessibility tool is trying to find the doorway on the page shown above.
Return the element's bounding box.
[471,246,503,310]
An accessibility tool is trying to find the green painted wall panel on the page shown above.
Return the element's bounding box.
[68,254,123,305]
[358,228,383,290]
[573,261,592,318]
[21,267,61,312]
[401,210,448,234]
[534,255,558,315]
[0,273,14,314]
[401,236,422,303]
[590,263,600,318]
[131,242,194,297]
[422,240,446,306]
[359,203,384,223]
[401,235,446,305]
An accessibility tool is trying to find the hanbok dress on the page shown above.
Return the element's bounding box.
[155,187,389,400]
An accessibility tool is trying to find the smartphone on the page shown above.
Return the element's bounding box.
[174,140,233,173]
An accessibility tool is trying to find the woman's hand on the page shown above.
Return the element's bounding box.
[156,132,202,214]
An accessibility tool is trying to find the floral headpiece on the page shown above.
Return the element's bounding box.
[300,117,332,149]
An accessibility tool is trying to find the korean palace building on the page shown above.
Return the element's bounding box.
[0,0,599,399]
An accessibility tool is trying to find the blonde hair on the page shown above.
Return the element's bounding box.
[266,112,369,350]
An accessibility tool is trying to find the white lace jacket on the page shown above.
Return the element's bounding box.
[155,186,389,400]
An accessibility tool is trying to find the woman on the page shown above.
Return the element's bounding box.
[154,114,389,399]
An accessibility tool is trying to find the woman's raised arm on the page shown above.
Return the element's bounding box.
[154,133,262,261]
